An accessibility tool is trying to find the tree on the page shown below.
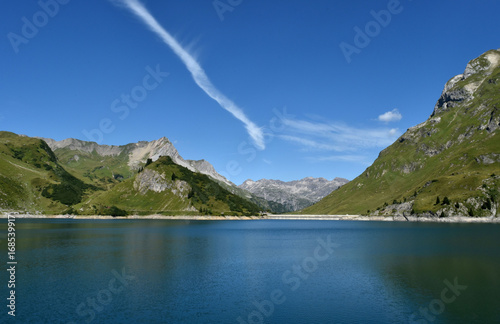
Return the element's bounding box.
[482,199,492,210]
[442,196,450,205]
[109,206,127,217]
[435,196,440,205]
[145,158,153,167]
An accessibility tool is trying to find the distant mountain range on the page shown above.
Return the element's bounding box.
[303,49,500,217]
[240,177,348,212]
[1,132,345,215]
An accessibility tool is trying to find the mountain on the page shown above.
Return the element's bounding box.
[76,155,261,216]
[302,49,500,217]
[240,177,349,212]
[0,132,262,215]
[0,131,95,213]
[40,136,286,213]
[40,136,232,187]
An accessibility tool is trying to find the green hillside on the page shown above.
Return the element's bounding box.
[0,131,95,213]
[54,147,133,189]
[45,138,286,214]
[302,49,500,217]
[0,133,261,216]
[76,156,262,216]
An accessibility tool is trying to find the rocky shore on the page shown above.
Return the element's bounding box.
[268,214,500,223]
[2,213,499,223]
[0,213,260,221]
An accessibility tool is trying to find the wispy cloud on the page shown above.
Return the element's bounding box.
[307,155,371,164]
[115,0,265,149]
[278,135,347,152]
[377,109,402,123]
[262,158,272,165]
[278,116,400,152]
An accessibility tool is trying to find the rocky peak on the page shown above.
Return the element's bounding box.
[242,179,255,186]
[433,49,500,116]
[128,137,183,169]
[40,137,123,156]
[186,159,232,186]
[463,50,500,78]
[239,177,349,212]
[40,135,235,187]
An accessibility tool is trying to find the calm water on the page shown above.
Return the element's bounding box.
[1,219,499,323]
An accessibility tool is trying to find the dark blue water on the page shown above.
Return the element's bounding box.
[1,219,499,323]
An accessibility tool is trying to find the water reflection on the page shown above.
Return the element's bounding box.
[0,219,498,323]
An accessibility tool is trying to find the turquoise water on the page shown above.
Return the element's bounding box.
[1,219,499,323]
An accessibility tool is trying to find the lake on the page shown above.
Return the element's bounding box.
[1,219,499,323]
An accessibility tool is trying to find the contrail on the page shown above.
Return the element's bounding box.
[116,0,265,150]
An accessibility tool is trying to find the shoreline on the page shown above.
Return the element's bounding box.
[0,214,260,221]
[268,214,500,223]
[1,213,500,223]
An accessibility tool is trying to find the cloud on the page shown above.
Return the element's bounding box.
[278,135,347,152]
[276,115,401,167]
[388,128,398,136]
[278,116,401,152]
[115,0,265,150]
[377,109,402,123]
[307,155,371,164]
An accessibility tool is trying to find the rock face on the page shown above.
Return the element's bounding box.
[186,159,229,186]
[41,136,233,186]
[41,138,123,156]
[432,50,500,116]
[302,49,500,217]
[133,169,190,197]
[87,155,262,216]
[239,177,349,212]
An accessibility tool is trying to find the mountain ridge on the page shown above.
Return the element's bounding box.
[302,49,500,217]
[240,177,349,212]
[38,136,289,212]
[39,136,233,186]
[0,132,262,215]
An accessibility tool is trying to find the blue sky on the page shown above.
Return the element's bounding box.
[1,0,499,185]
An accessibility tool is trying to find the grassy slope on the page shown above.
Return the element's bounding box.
[302,50,500,216]
[55,142,286,213]
[0,132,95,213]
[54,147,134,189]
[78,156,262,216]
